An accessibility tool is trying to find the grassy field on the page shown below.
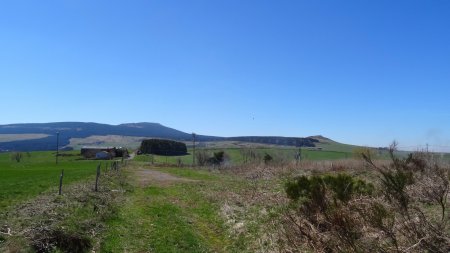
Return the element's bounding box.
[0,146,357,213]
[1,147,449,252]
[134,147,355,166]
[0,151,98,209]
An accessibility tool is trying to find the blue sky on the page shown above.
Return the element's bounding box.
[0,0,449,150]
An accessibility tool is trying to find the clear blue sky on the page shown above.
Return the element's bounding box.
[1,0,449,151]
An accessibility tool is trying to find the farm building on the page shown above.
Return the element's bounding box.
[81,147,129,159]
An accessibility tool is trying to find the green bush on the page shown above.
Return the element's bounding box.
[206,151,226,165]
[285,173,374,203]
[263,153,273,164]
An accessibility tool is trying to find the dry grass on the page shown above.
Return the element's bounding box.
[213,155,449,252]
[0,170,128,253]
[222,159,389,181]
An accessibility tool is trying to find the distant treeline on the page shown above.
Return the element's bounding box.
[140,139,187,156]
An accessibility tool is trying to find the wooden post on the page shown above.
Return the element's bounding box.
[56,132,60,165]
[95,164,100,192]
[192,133,196,167]
[59,169,64,195]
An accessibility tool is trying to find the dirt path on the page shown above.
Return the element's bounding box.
[134,168,196,186]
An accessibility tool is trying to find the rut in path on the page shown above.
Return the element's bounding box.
[134,168,197,186]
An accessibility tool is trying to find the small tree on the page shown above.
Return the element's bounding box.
[263,153,273,164]
[206,151,226,165]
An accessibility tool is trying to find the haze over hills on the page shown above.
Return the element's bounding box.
[0,122,322,151]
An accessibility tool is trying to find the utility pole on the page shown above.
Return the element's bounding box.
[56,132,60,165]
[296,147,302,165]
[192,133,196,167]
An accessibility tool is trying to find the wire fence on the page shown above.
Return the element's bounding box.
[58,159,128,195]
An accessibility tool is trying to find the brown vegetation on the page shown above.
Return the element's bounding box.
[279,144,450,252]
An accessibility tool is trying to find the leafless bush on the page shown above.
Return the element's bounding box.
[195,150,210,166]
[240,148,262,164]
[10,152,23,163]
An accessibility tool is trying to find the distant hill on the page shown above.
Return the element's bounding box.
[0,122,196,151]
[0,122,322,151]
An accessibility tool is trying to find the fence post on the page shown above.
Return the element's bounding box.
[95,164,100,192]
[59,169,64,195]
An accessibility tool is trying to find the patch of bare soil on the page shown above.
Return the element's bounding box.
[134,168,196,186]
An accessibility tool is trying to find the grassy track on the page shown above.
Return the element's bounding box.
[0,151,98,209]
[101,165,229,252]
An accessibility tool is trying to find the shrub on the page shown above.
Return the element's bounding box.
[195,150,227,166]
[263,153,273,164]
[281,143,450,252]
[285,174,374,203]
[195,150,210,166]
[207,151,227,165]
[10,152,23,163]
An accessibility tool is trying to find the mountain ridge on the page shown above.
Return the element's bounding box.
[0,122,323,151]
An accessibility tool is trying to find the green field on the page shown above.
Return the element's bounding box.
[1,146,448,252]
[0,151,98,209]
[134,147,355,166]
